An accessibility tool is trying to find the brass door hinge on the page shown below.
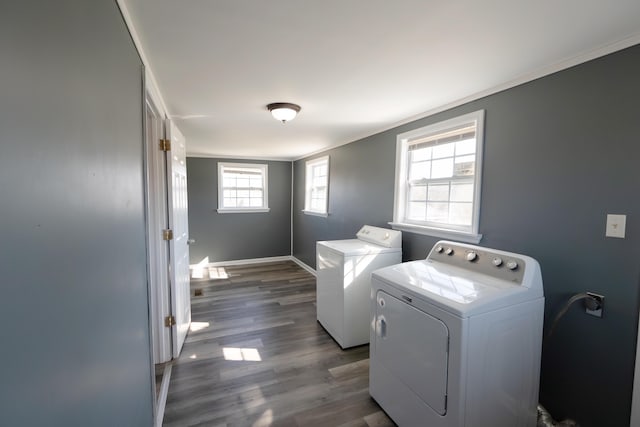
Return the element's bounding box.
[159,139,171,151]
[165,315,176,327]
[162,229,174,240]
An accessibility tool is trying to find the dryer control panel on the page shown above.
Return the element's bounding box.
[427,241,526,284]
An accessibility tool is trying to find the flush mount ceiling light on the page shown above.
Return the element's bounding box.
[267,102,301,123]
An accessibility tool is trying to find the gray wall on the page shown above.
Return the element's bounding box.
[187,157,292,264]
[0,2,153,426]
[293,45,640,426]
[292,139,397,265]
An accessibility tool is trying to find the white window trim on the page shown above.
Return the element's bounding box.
[217,162,270,213]
[303,156,330,217]
[302,210,329,218]
[391,110,484,243]
[218,208,271,214]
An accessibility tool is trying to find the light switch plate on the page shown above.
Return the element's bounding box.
[606,214,626,238]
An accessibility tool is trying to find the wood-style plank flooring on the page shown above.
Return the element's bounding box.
[163,261,395,427]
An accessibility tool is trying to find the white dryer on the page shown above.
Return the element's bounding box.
[316,225,402,349]
[370,240,544,427]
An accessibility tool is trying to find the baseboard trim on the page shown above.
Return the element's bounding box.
[290,256,316,276]
[206,255,292,267]
[155,363,172,427]
[191,255,316,279]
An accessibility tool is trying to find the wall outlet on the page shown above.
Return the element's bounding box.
[585,292,604,318]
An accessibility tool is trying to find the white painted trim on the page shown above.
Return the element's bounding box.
[217,162,269,212]
[187,153,293,162]
[304,156,330,215]
[145,73,168,119]
[392,110,485,240]
[302,210,329,218]
[293,33,640,162]
[217,208,271,214]
[291,256,317,277]
[389,222,483,244]
[144,96,172,364]
[155,363,172,427]
[189,255,317,276]
[117,0,170,118]
[204,256,293,268]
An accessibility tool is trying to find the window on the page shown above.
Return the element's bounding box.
[391,110,484,242]
[303,156,329,216]
[217,162,269,213]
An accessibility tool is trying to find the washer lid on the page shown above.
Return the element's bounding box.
[372,260,542,317]
[318,239,402,256]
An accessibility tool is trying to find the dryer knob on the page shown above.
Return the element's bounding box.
[435,245,444,253]
[492,257,503,267]
[506,260,519,270]
[466,251,477,262]
[445,248,454,256]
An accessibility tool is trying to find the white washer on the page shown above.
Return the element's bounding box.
[316,225,402,349]
[370,240,544,427]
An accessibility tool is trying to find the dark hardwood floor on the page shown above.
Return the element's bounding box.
[163,261,396,427]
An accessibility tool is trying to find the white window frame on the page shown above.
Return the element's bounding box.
[217,162,270,213]
[303,156,330,217]
[390,110,484,243]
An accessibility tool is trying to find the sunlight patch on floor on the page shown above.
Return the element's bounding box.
[223,347,262,362]
[190,321,210,332]
[190,257,210,278]
[209,267,229,279]
[252,409,273,427]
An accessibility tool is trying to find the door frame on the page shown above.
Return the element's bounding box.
[144,92,173,364]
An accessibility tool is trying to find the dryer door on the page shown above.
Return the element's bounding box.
[375,290,449,415]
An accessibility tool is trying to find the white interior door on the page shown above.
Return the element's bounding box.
[145,98,172,364]
[165,119,191,358]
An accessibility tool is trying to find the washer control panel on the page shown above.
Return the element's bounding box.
[356,225,402,248]
[430,242,525,283]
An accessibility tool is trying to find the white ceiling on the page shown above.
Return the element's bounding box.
[122,0,640,160]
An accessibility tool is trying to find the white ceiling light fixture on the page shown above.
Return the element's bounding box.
[267,102,301,123]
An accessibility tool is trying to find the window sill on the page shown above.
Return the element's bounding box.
[302,210,329,218]
[217,208,270,214]
[388,222,482,244]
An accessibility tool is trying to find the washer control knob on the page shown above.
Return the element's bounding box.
[506,260,518,270]
[445,248,454,256]
[466,251,477,262]
[492,257,503,267]
[435,245,444,253]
